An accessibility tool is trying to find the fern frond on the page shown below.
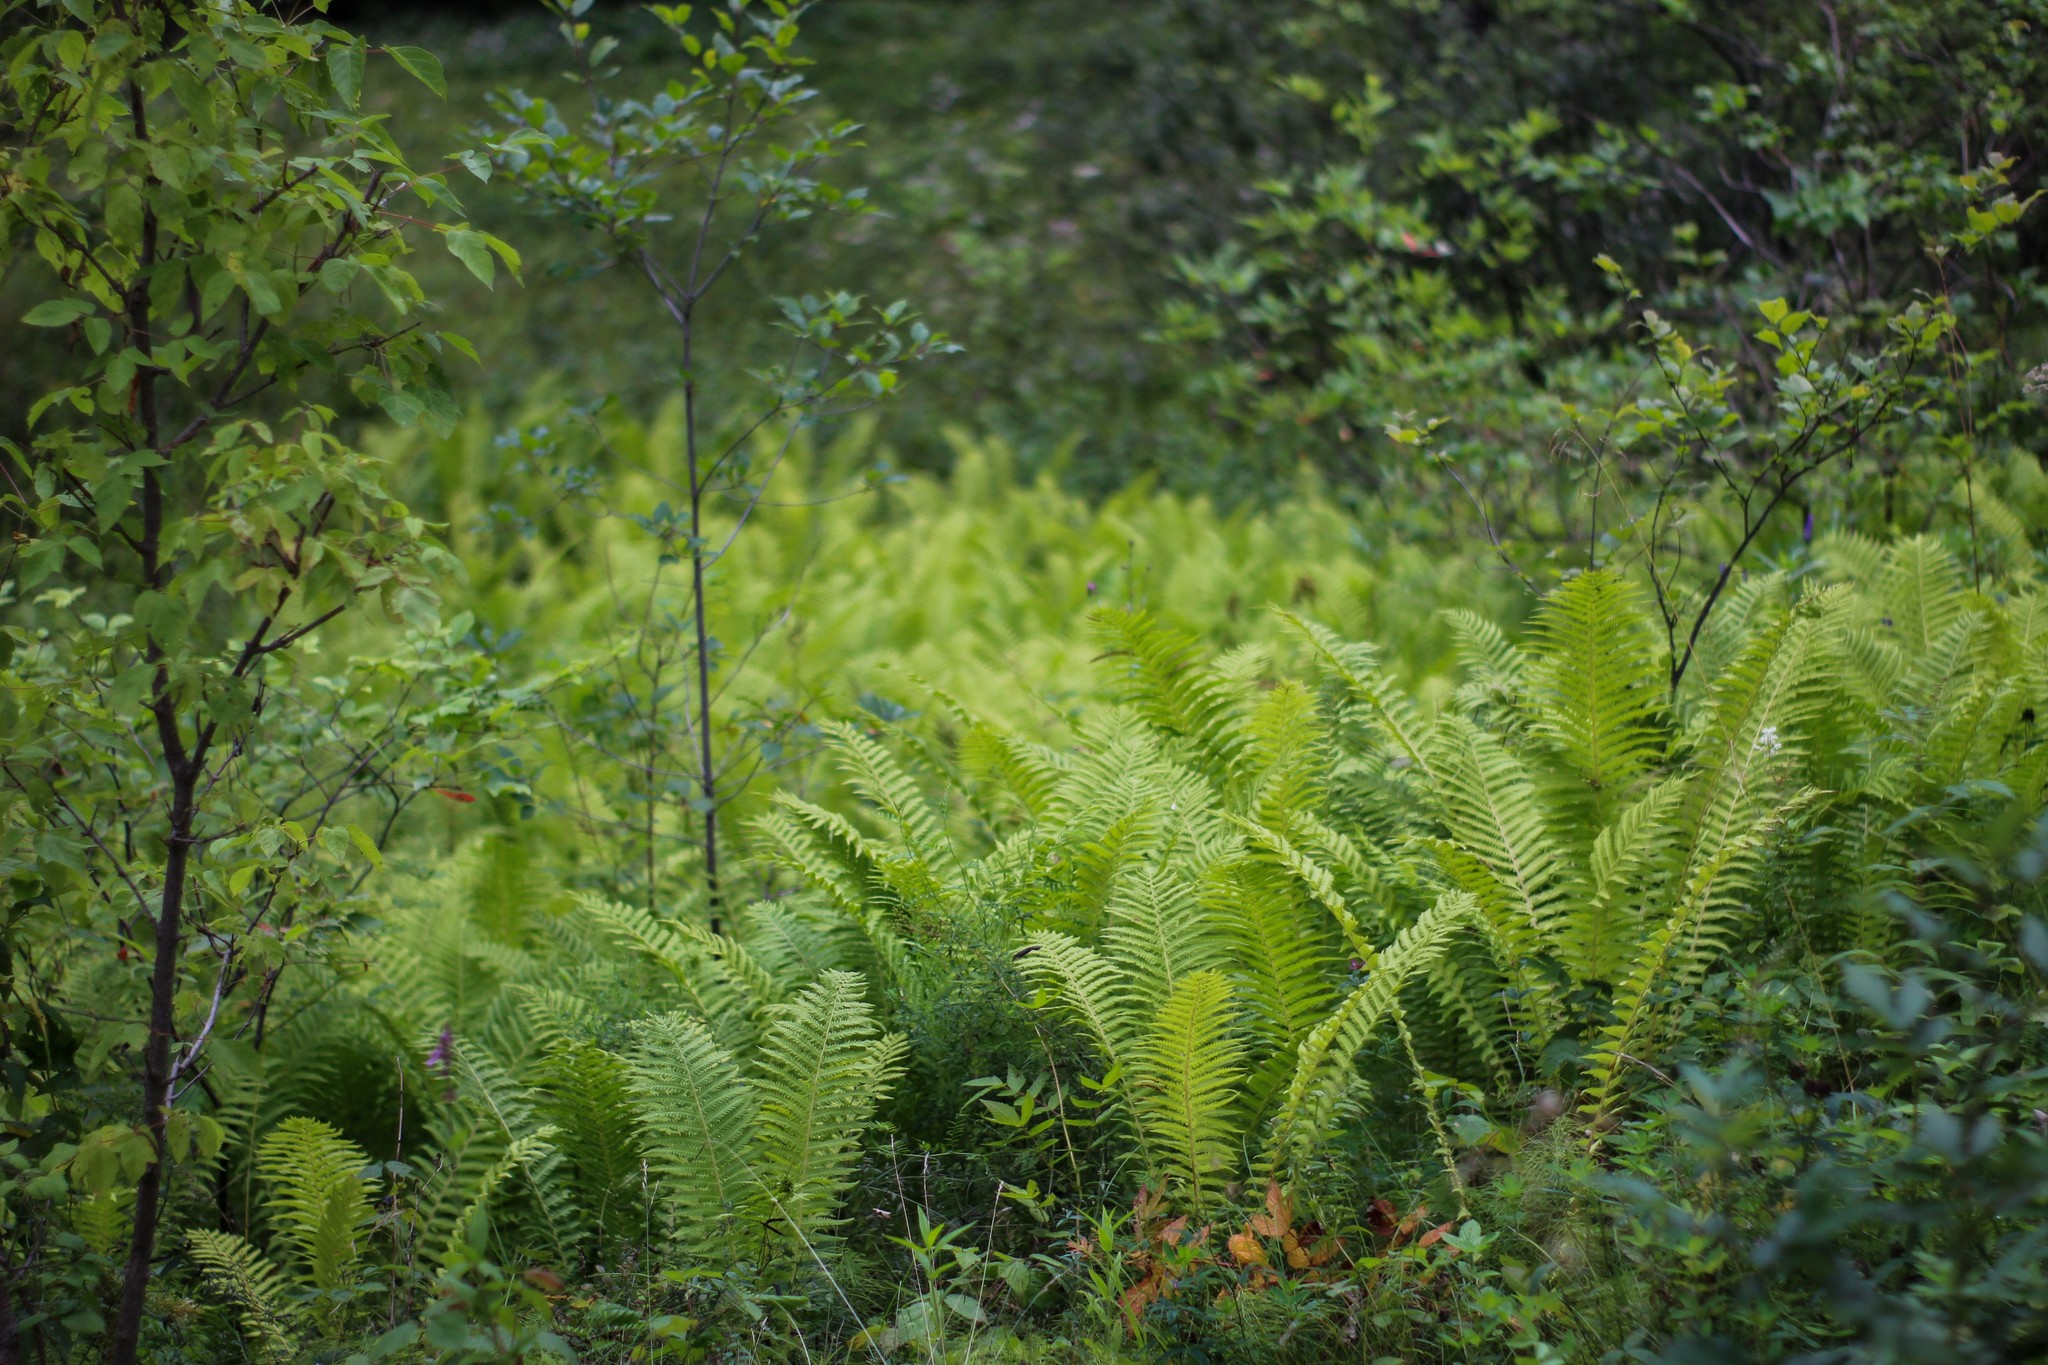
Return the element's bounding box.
[1291,814,1410,940]
[1894,612,1991,737]
[1206,861,1337,1070]
[1263,893,1474,1171]
[536,1042,646,1247]
[577,894,756,1046]
[188,1228,299,1364]
[740,900,857,985]
[749,971,907,1247]
[1584,791,1817,1118]
[753,794,892,914]
[629,1011,762,1257]
[453,1041,586,1261]
[1236,679,1329,829]
[1427,716,1567,943]
[1101,864,1225,1014]
[752,797,910,986]
[1279,611,1438,780]
[1878,535,1967,655]
[455,1132,565,1260]
[820,720,960,887]
[1526,569,1666,825]
[1568,776,1689,983]
[1091,607,1244,772]
[255,1116,372,1293]
[1131,970,1244,1208]
[673,918,788,1011]
[1923,680,2026,789]
[1019,931,1139,1070]
[1678,607,1825,880]
[1688,568,1791,692]
[70,1188,130,1257]
[958,721,1071,820]
[1444,607,1527,701]
[1229,814,1373,958]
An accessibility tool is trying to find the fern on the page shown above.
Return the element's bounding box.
[188,1228,299,1364]
[1207,861,1338,1110]
[958,719,1070,818]
[1236,679,1329,829]
[1264,892,1475,1171]
[819,719,960,894]
[1091,606,1245,773]
[749,970,908,1248]
[1100,864,1224,1013]
[536,1041,647,1248]
[1020,931,1140,1071]
[1583,789,1817,1117]
[1877,534,1968,655]
[255,1117,373,1295]
[752,796,911,987]
[1130,970,1244,1208]
[1426,716,1568,954]
[578,893,758,1044]
[629,1011,762,1257]
[453,1042,586,1261]
[1570,776,1689,983]
[1525,568,1666,828]
[1281,610,1439,781]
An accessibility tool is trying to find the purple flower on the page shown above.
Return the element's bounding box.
[1802,508,1815,544]
[1086,580,1097,595]
[426,1026,454,1072]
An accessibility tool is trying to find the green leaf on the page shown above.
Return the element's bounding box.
[384,46,446,98]
[318,258,360,294]
[435,331,480,365]
[443,229,495,287]
[482,232,521,278]
[22,299,92,327]
[347,823,385,870]
[106,663,154,716]
[329,42,364,108]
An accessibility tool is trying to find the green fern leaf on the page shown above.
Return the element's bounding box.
[1263,892,1474,1171]
[255,1116,372,1294]
[750,970,908,1248]
[629,1011,762,1257]
[1131,970,1244,1208]
[1525,568,1666,826]
[188,1228,299,1363]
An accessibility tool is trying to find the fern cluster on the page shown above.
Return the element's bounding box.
[758,536,2047,1212]
[115,534,2046,1360]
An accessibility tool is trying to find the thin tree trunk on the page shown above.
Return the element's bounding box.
[108,82,181,1353]
[108,782,192,1365]
[683,321,723,931]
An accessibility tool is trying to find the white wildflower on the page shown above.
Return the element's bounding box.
[1753,725,1783,756]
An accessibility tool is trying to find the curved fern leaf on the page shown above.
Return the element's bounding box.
[750,971,907,1248]
[1263,892,1475,1171]
[255,1116,372,1293]
[188,1228,299,1363]
[629,1011,761,1257]
[1131,970,1243,1208]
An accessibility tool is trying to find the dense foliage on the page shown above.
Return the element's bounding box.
[2,1,2045,1362]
